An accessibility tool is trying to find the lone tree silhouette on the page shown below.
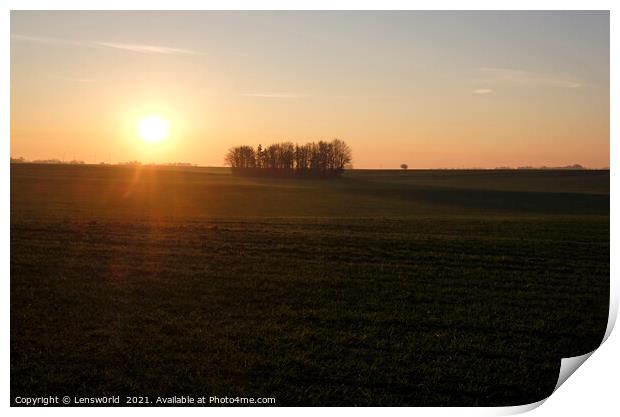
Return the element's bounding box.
[225,139,352,178]
[224,145,256,168]
[400,164,408,170]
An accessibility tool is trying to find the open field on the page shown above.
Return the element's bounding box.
[11,164,609,406]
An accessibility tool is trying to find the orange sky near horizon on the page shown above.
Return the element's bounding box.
[10,11,610,169]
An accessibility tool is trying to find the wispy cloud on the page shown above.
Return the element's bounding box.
[477,67,582,88]
[473,88,493,95]
[95,42,202,55]
[11,33,203,56]
[242,92,303,99]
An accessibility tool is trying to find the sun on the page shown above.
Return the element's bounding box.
[137,115,170,143]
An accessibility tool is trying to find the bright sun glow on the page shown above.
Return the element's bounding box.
[137,115,170,143]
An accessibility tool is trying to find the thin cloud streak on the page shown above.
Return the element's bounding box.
[95,42,202,55]
[478,67,582,88]
[11,33,203,56]
[473,89,493,95]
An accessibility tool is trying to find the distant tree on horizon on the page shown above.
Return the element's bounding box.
[224,145,256,169]
[400,164,408,170]
[256,144,264,168]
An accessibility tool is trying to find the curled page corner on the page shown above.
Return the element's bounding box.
[493,352,594,416]
[540,294,618,407]
[494,343,606,415]
[603,289,618,343]
[553,351,595,392]
[496,398,547,415]
[492,291,616,415]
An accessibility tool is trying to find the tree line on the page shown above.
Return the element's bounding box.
[225,139,352,177]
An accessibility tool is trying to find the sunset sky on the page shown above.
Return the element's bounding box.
[11,11,609,168]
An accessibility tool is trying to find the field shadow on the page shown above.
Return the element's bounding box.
[341,178,609,215]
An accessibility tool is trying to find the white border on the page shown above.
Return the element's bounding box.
[3,1,617,415]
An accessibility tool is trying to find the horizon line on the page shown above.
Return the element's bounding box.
[9,159,609,171]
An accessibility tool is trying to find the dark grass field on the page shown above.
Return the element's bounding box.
[10,164,609,406]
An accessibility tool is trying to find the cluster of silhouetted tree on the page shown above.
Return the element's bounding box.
[225,139,352,177]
